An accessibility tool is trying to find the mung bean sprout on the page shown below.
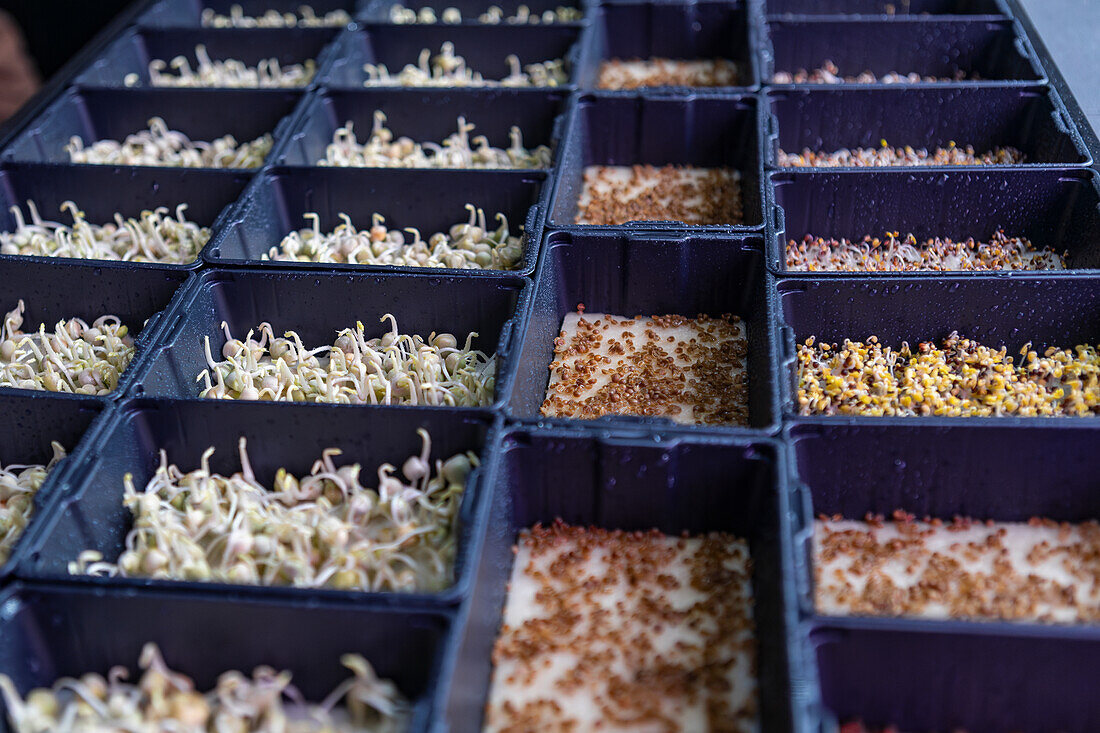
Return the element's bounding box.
[0,441,65,565]
[363,42,566,87]
[388,4,581,23]
[201,4,352,27]
[125,44,316,88]
[67,117,273,169]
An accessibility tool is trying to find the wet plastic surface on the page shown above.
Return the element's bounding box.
[576,1,757,91]
[125,267,529,409]
[766,85,1090,167]
[0,163,252,269]
[443,428,796,732]
[765,0,1007,16]
[0,259,188,400]
[2,88,302,167]
[0,582,451,733]
[320,25,582,88]
[205,166,548,275]
[548,94,764,229]
[356,0,588,23]
[18,398,497,605]
[74,27,339,88]
[769,167,1100,274]
[275,88,566,168]
[774,275,1100,419]
[766,18,1042,84]
[508,231,779,432]
[139,0,357,27]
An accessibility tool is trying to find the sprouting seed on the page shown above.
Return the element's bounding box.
[0,441,65,565]
[127,44,316,88]
[2,200,210,264]
[0,642,408,732]
[66,117,273,169]
[388,3,582,23]
[201,3,352,27]
[363,42,566,87]
[264,204,524,269]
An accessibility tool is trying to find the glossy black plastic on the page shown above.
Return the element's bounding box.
[0,163,252,270]
[274,89,566,169]
[125,267,529,410]
[18,398,496,605]
[0,394,102,580]
[768,167,1100,274]
[74,27,339,89]
[0,259,188,400]
[774,275,1100,419]
[766,19,1042,84]
[139,0,357,27]
[766,86,1090,168]
[356,0,588,23]
[2,88,302,168]
[205,166,547,276]
[576,1,757,92]
[320,25,582,88]
[0,583,451,733]
[508,231,779,433]
[443,428,796,732]
[765,0,1006,16]
[548,93,765,229]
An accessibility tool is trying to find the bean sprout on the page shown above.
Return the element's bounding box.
[0,301,135,395]
[71,430,476,593]
[1,200,209,264]
[363,42,566,87]
[0,442,65,565]
[264,205,523,269]
[319,111,550,169]
[67,117,273,169]
[195,314,495,406]
[125,44,316,88]
[0,643,408,732]
[201,4,352,27]
[388,4,582,23]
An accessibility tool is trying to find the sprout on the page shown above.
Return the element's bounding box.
[363,42,566,87]
[194,315,495,406]
[319,111,551,169]
[66,117,273,169]
[0,441,65,565]
[201,4,352,27]
[263,204,524,270]
[71,430,478,594]
[388,3,582,23]
[0,643,408,732]
[0,300,135,395]
[1,200,210,264]
[129,44,316,88]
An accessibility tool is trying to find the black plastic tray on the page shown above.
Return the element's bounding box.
[442,427,797,732]
[768,167,1100,275]
[320,25,582,88]
[356,0,589,23]
[508,230,780,433]
[765,18,1043,85]
[124,267,530,410]
[74,27,340,89]
[766,85,1091,168]
[0,162,252,270]
[139,0,357,27]
[0,582,451,733]
[204,166,548,276]
[774,274,1100,423]
[765,0,1007,17]
[2,88,303,168]
[274,88,567,169]
[0,394,103,581]
[575,1,758,92]
[547,93,765,230]
[17,398,497,606]
[787,421,1100,733]
[0,258,189,401]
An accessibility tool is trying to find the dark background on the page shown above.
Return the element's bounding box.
[2,0,132,79]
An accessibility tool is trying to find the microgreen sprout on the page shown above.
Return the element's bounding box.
[363,42,566,87]
[319,110,550,169]
[194,314,495,406]
[71,429,477,593]
[0,642,409,732]
[1,200,210,264]
[0,441,65,565]
[388,4,582,23]
[0,300,135,395]
[264,204,523,269]
[66,117,273,169]
[201,4,353,27]
[125,44,316,88]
